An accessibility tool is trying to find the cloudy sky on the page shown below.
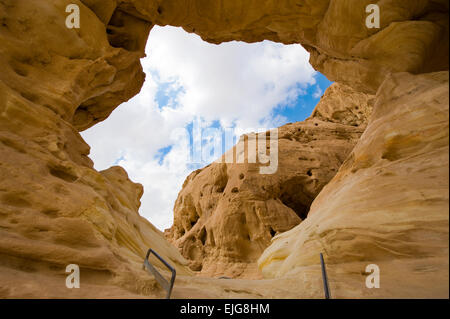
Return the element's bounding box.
[81,26,332,231]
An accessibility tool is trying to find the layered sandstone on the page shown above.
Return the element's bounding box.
[259,71,449,298]
[0,0,448,298]
[0,0,190,298]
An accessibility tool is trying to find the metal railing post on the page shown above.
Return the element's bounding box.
[320,253,331,299]
[143,248,177,299]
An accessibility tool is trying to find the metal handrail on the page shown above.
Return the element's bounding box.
[320,253,331,299]
[143,248,176,299]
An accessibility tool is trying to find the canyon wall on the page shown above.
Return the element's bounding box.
[0,0,190,298]
[259,71,449,298]
[0,0,448,298]
[165,83,373,278]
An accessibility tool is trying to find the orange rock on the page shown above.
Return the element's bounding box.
[0,0,447,298]
[165,116,367,278]
[259,72,449,298]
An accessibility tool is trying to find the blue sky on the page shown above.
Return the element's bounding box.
[153,72,332,167]
[81,26,333,230]
[154,73,332,121]
[275,73,332,122]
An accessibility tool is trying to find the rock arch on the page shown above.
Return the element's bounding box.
[0,0,447,298]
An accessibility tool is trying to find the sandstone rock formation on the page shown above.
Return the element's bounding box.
[0,0,448,298]
[0,0,191,298]
[309,82,374,128]
[165,84,373,278]
[120,0,449,93]
[259,71,449,298]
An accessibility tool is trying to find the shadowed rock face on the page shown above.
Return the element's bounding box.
[0,0,448,298]
[165,86,372,277]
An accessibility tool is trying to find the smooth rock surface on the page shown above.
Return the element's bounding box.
[259,71,449,298]
[0,0,190,299]
[0,0,448,298]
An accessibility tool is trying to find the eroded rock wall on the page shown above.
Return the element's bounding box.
[309,82,374,128]
[259,71,449,298]
[122,0,449,93]
[166,84,374,278]
[0,0,191,298]
[0,0,448,298]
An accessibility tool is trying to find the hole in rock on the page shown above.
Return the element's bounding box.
[48,165,78,183]
[10,62,28,77]
[199,227,207,246]
[81,25,333,240]
[105,6,150,52]
[41,209,59,218]
[19,91,39,103]
[270,228,276,237]
[279,176,314,220]
[215,186,225,193]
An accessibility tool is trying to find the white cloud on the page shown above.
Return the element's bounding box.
[81,26,318,230]
[313,85,323,99]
